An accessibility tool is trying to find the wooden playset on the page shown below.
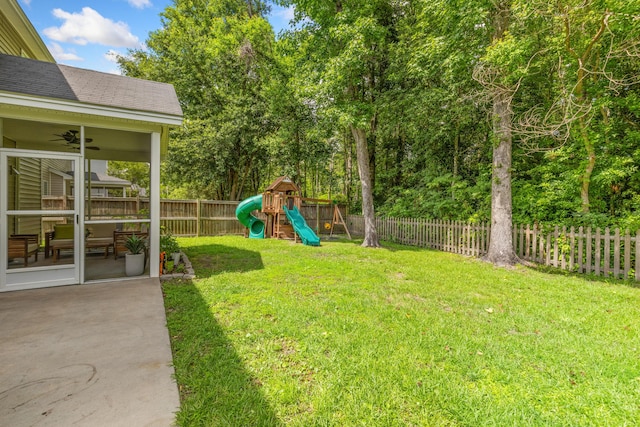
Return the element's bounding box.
[261,176,302,239]
[238,176,350,243]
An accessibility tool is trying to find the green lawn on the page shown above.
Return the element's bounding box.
[163,236,640,426]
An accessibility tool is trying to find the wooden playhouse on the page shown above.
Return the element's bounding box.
[261,176,301,240]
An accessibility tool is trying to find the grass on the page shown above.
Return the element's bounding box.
[163,236,640,426]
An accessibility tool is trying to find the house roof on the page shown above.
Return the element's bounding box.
[0,53,182,117]
[89,172,131,186]
[66,171,131,186]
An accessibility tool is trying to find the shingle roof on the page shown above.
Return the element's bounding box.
[66,171,131,185]
[0,53,182,117]
[264,176,301,193]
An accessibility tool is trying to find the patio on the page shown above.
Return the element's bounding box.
[0,279,179,426]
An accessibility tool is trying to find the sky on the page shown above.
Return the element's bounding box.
[18,0,294,74]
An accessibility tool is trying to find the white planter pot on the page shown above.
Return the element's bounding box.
[172,252,181,263]
[125,253,145,276]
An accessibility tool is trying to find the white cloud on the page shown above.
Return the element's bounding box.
[20,0,32,6]
[127,0,152,9]
[274,6,295,21]
[48,42,83,62]
[43,7,141,48]
[104,49,121,63]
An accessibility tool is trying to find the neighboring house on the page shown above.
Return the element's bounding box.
[64,160,133,198]
[84,160,132,197]
[86,172,132,198]
[0,0,53,61]
[0,0,183,291]
[41,159,134,198]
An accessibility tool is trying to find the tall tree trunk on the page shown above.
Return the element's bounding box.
[485,91,518,265]
[351,125,380,247]
[484,1,518,266]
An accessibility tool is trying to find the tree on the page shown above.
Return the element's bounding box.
[476,1,520,265]
[552,1,639,213]
[107,161,150,196]
[118,0,276,200]
[276,0,405,247]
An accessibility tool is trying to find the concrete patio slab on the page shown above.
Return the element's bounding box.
[0,279,179,426]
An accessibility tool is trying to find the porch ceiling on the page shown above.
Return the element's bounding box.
[3,118,152,162]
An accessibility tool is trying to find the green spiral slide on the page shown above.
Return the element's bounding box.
[235,195,265,239]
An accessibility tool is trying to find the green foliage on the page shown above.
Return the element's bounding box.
[160,226,180,254]
[107,161,149,196]
[119,0,276,200]
[124,234,148,255]
[121,0,640,231]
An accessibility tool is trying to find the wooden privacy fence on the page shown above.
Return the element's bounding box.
[160,200,244,236]
[347,215,640,281]
[160,200,343,236]
[43,196,344,237]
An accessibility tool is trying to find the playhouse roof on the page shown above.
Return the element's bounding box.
[264,176,300,193]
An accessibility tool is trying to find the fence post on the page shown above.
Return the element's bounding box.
[624,229,631,279]
[604,228,611,277]
[560,226,567,270]
[532,224,538,262]
[538,226,545,264]
[595,228,601,276]
[577,226,584,273]
[545,230,551,267]
[553,226,559,268]
[613,228,621,279]
[196,199,201,237]
[585,227,592,274]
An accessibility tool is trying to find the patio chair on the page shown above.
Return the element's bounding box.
[8,234,39,267]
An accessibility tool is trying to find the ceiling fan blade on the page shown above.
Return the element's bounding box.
[67,145,100,151]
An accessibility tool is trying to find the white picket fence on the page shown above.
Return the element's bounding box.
[347,215,640,281]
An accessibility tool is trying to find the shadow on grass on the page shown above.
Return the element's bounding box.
[163,279,282,427]
[185,243,264,278]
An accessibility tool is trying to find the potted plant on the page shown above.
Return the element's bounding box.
[124,233,147,276]
[160,227,181,264]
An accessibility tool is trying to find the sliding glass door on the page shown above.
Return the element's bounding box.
[0,150,81,291]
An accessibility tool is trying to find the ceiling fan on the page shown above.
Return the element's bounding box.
[50,130,99,150]
[51,129,93,144]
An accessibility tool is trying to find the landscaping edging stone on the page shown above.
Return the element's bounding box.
[160,252,196,281]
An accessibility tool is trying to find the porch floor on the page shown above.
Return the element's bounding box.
[8,249,151,282]
[0,279,179,426]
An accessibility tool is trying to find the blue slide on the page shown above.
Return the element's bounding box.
[283,206,321,246]
[236,195,265,238]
